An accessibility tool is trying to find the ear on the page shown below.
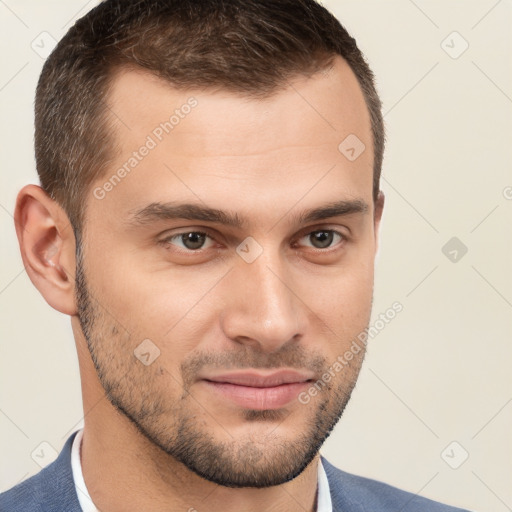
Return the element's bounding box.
[14,184,78,315]
[373,190,385,251]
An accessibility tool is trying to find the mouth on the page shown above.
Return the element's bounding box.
[200,370,314,410]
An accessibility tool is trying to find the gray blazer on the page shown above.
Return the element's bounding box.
[0,431,471,511]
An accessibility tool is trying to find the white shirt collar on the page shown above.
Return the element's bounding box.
[70,429,98,512]
[317,453,333,512]
[71,429,332,512]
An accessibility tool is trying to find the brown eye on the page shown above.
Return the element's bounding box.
[163,231,214,251]
[298,230,344,250]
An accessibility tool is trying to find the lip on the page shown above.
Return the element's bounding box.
[202,369,315,387]
[200,370,314,410]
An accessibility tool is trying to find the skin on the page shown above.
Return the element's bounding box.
[15,55,384,512]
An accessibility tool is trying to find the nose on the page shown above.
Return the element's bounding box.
[219,245,305,353]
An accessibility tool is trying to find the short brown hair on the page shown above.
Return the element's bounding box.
[35,0,384,233]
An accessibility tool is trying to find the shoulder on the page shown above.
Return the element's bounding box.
[0,432,81,512]
[321,456,473,512]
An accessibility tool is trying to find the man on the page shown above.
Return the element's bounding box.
[0,0,472,510]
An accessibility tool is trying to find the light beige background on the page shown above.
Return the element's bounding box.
[1,1,511,511]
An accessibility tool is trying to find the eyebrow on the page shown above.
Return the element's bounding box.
[127,198,368,229]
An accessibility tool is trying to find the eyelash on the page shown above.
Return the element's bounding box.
[159,228,347,255]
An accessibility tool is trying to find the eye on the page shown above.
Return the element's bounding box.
[162,231,216,251]
[295,230,345,250]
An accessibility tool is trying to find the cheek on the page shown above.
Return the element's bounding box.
[293,265,374,368]
[302,258,374,328]
[85,248,225,356]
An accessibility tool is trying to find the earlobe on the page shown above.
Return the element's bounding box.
[14,184,78,316]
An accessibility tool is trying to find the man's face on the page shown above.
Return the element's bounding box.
[75,56,382,487]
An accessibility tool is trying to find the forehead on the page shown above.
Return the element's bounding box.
[87,56,373,229]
